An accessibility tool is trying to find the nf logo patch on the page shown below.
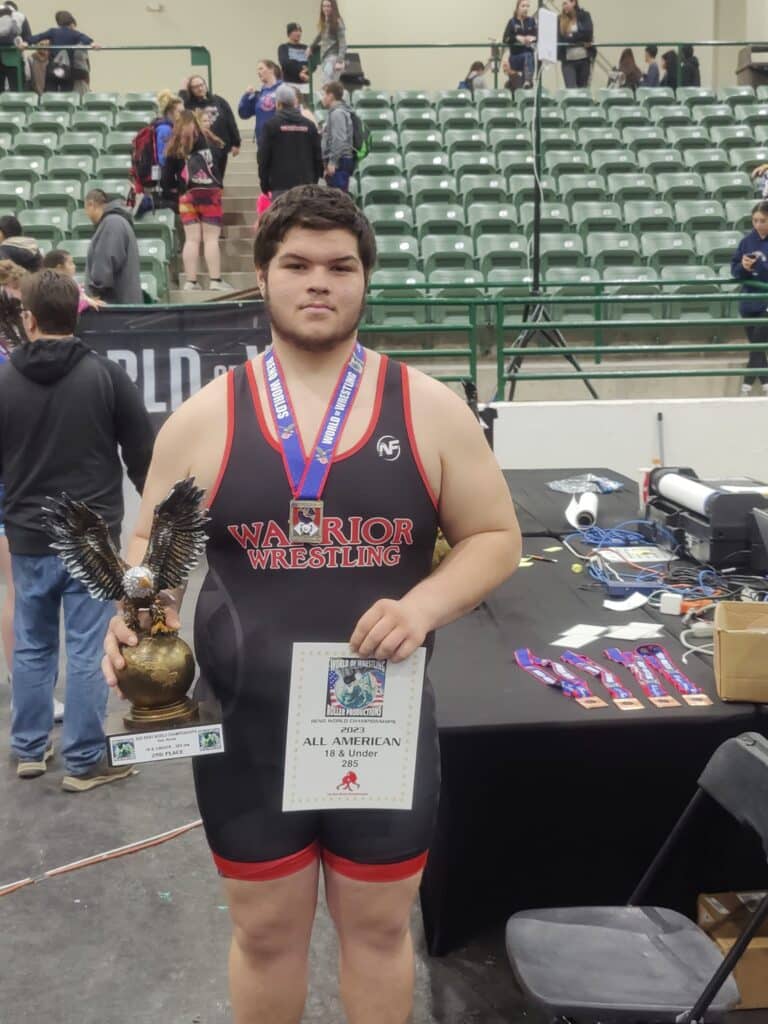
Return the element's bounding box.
[376,435,401,461]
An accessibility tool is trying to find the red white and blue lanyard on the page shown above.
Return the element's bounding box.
[263,341,366,499]
[604,647,681,707]
[514,648,606,708]
[560,650,643,710]
[635,643,711,706]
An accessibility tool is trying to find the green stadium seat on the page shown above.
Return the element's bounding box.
[623,200,675,235]
[559,173,607,205]
[649,105,692,129]
[725,198,757,232]
[544,149,590,176]
[519,201,571,236]
[636,86,676,110]
[545,266,600,322]
[571,201,622,241]
[444,128,486,154]
[359,153,404,177]
[395,109,437,132]
[676,87,718,110]
[437,109,480,132]
[758,87,768,104]
[564,107,607,131]
[486,268,533,303]
[451,152,496,180]
[415,203,465,238]
[0,180,31,209]
[665,126,709,151]
[15,131,58,159]
[683,147,730,174]
[63,239,92,270]
[638,149,685,175]
[603,267,660,321]
[498,151,535,178]
[85,177,130,200]
[0,112,25,136]
[69,209,95,238]
[139,273,159,304]
[674,199,726,232]
[598,88,635,109]
[522,108,565,130]
[435,89,473,111]
[586,232,642,270]
[539,234,584,272]
[480,108,523,132]
[410,174,459,206]
[606,172,657,203]
[19,207,69,244]
[476,234,528,274]
[607,106,650,131]
[590,149,634,176]
[360,176,409,206]
[133,209,176,254]
[661,265,723,320]
[458,173,506,209]
[474,89,513,113]
[427,269,486,327]
[399,129,442,154]
[82,92,121,113]
[0,155,45,183]
[517,91,556,112]
[364,204,414,236]
[720,125,759,149]
[359,111,396,136]
[655,172,705,202]
[32,179,83,212]
[719,86,755,109]
[27,111,68,134]
[393,90,431,110]
[488,128,531,157]
[421,234,474,275]
[0,92,37,112]
[704,171,754,200]
[367,271,428,327]
[467,202,518,239]
[696,230,743,267]
[60,132,103,158]
[734,103,768,129]
[578,126,622,153]
[507,173,557,210]
[621,126,665,153]
[692,105,734,129]
[352,89,391,110]
[0,131,12,152]
[121,92,158,113]
[95,154,132,180]
[540,128,577,153]
[48,154,95,182]
[555,88,594,110]
[39,93,80,113]
[71,110,113,134]
[641,231,696,269]
[368,130,399,153]
[729,146,768,173]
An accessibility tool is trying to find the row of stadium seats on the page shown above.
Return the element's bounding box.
[0,154,131,187]
[0,109,154,133]
[0,91,157,114]
[0,130,139,158]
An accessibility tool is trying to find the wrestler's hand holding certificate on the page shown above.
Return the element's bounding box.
[283,643,426,811]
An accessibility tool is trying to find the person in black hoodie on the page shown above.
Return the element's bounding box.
[731,201,768,395]
[680,45,700,87]
[181,75,240,178]
[558,0,594,89]
[257,84,322,199]
[660,50,679,89]
[0,269,154,789]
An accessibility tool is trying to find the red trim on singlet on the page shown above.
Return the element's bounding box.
[212,841,320,882]
[246,358,281,453]
[323,848,429,883]
[205,370,235,510]
[400,364,439,510]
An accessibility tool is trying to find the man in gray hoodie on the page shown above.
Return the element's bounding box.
[320,81,354,192]
[84,190,142,305]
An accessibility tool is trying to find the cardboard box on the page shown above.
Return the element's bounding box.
[698,891,768,1009]
[714,602,768,702]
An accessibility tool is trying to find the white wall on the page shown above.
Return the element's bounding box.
[490,397,768,480]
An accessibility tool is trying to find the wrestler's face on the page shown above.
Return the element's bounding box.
[257,227,367,353]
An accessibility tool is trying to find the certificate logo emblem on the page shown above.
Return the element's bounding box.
[326,658,386,717]
[376,435,401,461]
[337,770,360,791]
[111,738,136,764]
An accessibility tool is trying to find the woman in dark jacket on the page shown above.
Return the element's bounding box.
[503,0,537,89]
[680,45,701,87]
[617,47,643,91]
[558,0,594,89]
[660,50,679,89]
[731,201,768,394]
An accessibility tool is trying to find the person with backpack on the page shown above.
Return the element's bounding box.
[320,80,354,191]
[238,60,283,146]
[23,10,98,93]
[130,89,184,216]
[257,84,322,199]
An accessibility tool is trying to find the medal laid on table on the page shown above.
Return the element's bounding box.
[263,341,366,545]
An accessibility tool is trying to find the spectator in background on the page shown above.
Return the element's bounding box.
[308,0,347,85]
[292,84,318,124]
[181,76,240,177]
[238,61,283,146]
[23,10,97,93]
[0,269,154,790]
[680,45,701,87]
[558,0,594,89]
[278,22,309,93]
[0,3,26,92]
[641,45,660,87]
[84,189,142,304]
[42,248,104,310]
[257,84,322,200]
[617,48,643,91]
[660,50,678,90]
[732,201,768,395]
[460,60,492,93]
[0,216,41,271]
[161,110,231,293]
[503,0,537,90]
[320,80,354,191]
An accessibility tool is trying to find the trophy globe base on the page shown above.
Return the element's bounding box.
[123,697,200,732]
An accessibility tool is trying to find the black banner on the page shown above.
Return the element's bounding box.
[79,302,271,428]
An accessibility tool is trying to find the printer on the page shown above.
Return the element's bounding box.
[646,467,768,567]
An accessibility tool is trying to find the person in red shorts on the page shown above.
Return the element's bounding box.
[160,110,233,293]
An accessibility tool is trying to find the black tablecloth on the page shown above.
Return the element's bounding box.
[421,535,765,956]
[506,467,640,538]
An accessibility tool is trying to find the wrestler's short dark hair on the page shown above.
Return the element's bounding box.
[253,185,377,278]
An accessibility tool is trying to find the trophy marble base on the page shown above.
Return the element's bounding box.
[106,701,224,767]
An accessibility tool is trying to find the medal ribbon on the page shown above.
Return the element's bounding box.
[635,644,703,696]
[604,647,670,701]
[263,341,366,500]
[560,650,634,702]
[514,648,595,701]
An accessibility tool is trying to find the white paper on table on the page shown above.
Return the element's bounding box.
[282,643,425,812]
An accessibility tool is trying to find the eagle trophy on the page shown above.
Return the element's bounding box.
[43,478,209,634]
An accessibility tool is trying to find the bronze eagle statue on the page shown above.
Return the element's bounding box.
[43,478,209,635]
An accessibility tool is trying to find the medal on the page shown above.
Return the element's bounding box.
[263,342,366,545]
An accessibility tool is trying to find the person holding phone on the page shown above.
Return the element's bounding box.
[731,200,768,395]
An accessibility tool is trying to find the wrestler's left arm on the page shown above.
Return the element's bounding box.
[350,370,521,661]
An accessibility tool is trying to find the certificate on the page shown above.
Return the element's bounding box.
[282,643,426,811]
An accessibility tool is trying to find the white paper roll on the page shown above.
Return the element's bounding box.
[657,473,717,516]
[566,492,599,529]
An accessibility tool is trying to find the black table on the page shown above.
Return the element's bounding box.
[506,467,640,538]
[421,535,766,956]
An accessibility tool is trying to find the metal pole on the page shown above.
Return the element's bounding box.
[531,2,544,297]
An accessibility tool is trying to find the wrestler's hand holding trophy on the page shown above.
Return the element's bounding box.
[43,478,225,766]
